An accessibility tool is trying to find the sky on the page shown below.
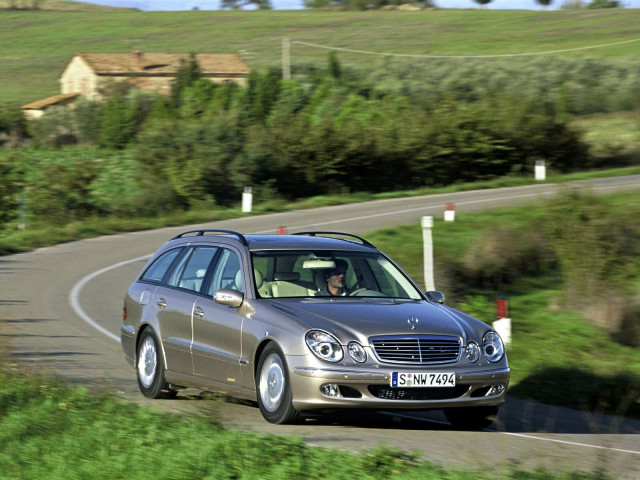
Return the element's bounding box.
[77,0,640,11]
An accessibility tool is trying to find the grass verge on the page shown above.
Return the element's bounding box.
[0,362,611,480]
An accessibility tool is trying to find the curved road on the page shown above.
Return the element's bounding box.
[2,176,639,478]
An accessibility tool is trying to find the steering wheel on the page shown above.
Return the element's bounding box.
[349,288,384,297]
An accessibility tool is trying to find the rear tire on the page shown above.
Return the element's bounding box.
[444,406,499,430]
[256,343,300,424]
[136,328,174,399]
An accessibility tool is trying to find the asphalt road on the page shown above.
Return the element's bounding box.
[2,175,639,478]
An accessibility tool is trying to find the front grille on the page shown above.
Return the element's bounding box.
[370,335,461,364]
[368,385,469,401]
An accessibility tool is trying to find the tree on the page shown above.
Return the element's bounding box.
[328,52,342,80]
[170,54,202,108]
[0,151,24,229]
[536,0,553,6]
[246,68,282,124]
[588,0,620,7]
[560,0,585,7]
[99,93,137,149]
[0,103,28,147]
[473,0,493,6]
[220,0,272,9]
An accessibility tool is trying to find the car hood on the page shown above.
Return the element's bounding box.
[263,298,488,345]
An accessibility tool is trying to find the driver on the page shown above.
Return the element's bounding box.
[316,259,350,297]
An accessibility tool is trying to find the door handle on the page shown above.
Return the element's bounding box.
[157,298,167,308]
[194,306,204,318]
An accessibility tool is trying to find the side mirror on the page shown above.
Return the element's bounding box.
[426,290,445,304]
[213,289,244,308]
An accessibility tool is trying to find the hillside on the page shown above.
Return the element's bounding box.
[1,8,639,104]
[0,0,129,11]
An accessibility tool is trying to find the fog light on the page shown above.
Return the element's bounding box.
[465,342,480,363]
[320,384,341,397]
[488,385,505,396]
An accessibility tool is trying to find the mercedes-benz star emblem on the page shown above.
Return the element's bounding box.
[407,316,419,330]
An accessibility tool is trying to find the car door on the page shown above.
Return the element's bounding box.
[152,246,218,376]
[191,247,245,387]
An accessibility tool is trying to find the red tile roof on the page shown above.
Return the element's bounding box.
[71,52,250,77]
[22,92,80,110]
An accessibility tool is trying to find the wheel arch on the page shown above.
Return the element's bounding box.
[253,338,276,380]
[135,323,167,371]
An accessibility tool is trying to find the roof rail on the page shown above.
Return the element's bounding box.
[293,231,376,249]
[171,229,248,246]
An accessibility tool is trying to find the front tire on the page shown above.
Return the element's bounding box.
[256,343,300,424]
[136,328,174,399]
[444,406,499,430]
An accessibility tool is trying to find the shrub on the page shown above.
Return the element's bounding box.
[87,153,144,216]
[98,93,139,149]
[0,150,25,229]
[614,302,640,348]
[27,106,78,148]
[0,103,28,147]
[460,225,554,291]
[22,149,101,223]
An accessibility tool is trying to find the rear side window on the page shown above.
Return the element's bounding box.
[141,248,183,282]
[171,246,218,292]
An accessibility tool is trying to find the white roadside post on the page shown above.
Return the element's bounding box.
[242,186,253,213]
[421,216,435,291]
[535,159,546,181]
[493,298,512,346]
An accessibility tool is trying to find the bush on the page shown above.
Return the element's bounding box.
[87,153,144,216]
[542,190,638,330]
[615,302,640,348]
[21,149,101,223]
[459,225,554,291]
[98,93,138,149]
[0,150,25,229]
[366,56,640,116]
[0,103,28,147]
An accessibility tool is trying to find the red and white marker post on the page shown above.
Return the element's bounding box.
[444,203,455,222]
[493,298,512,346]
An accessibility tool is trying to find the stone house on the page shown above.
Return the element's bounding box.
[22,51,250,119]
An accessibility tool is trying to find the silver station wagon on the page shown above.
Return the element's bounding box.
[121,230,509,428]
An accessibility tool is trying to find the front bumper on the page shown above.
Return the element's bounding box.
[290,364,510,412]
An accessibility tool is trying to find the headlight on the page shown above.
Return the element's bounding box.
[483,331,505,363]
[347,342,367,363]
[306,331,343,363]
[465,342,480,363]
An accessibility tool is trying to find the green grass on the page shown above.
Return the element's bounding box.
[2,7,640,104]
[571,111,640,159]
[0,364,611,480]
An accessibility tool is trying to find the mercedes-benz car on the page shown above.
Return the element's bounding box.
[121,229,509,428]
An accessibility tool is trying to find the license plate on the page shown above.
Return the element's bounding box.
[391,372,455,388]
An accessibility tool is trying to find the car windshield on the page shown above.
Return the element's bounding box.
[251,250,423,300]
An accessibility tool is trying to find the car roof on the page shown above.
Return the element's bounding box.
[166,230,377,253]
[245,234,374,252]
